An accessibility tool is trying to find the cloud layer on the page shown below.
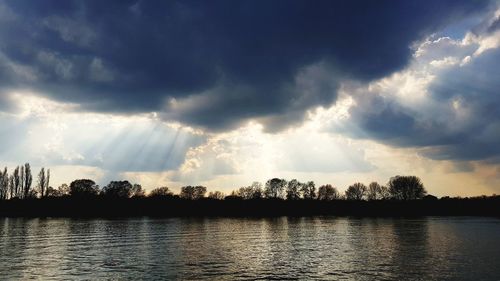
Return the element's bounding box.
[331,10,500,163]
[0,0,490,130]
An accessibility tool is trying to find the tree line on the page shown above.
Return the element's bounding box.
[226,176,426,201]
[0,164,50,200]
[1,165,499,217]
[0,163,429,202]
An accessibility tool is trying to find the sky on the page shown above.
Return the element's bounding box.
[0,0,499,197]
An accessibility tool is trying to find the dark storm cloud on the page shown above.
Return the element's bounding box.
[0,0,490,130]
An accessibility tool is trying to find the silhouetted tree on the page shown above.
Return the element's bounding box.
[58,184,70,196]
[265,178,287,199]
[180,186,207,200]
[345,182,367,200]
[37,168,50,198]
[367,182,382,200]
[131,184,145,197]
[0,167,8,200]
[232,187,246,199]
[102,181,134,198]
[149,187,174,198]
[19,165,24,197]
[208,191,225,200]
[69,179,99,198]
[301,181,316,199]
[23,163,32,199]
[249,182,264,199]
[46,186,61,197]
[234,187,248,199]
[388,175,426,200]
[8,175,14,199]
[423,194,438,201]
[228,190,241,199]
[12,166,20,198]
[318,184,339,201]
[286,179,301,200]
[46,169,50,197]
[25,189,38,199]
[235,182,263,199]
[379,185,391,200]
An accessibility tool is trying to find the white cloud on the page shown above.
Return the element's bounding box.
[166,119,375,187]
[0,91,205,174]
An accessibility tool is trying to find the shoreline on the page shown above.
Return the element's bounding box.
[1,196,499,218]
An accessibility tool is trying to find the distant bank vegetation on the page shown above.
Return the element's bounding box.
[1,163,499,217]
[0,163,493,202]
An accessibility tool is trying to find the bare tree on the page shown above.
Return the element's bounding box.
[367,182,382,200]
[13,166,20,198]
[235,186,252,199]
[23,163,32,199]
[38,168,47,198]
[8,175,14,199]
[149,187,173,198]
[180,186,207,200]
[233,182,263,199]
[301,181,316,199]
[264,178,287,199]
[45,169,50,197]
[131,184,145,197]
[58,184,70,196]
[318,184,340,201]
[208,191,225,200]
[345,183,367,200]
[102,181,134,198]
[388,175,426,200]
[286,179,301,200]
[19,166,24,198]
[249,182,263,199]
[0,168,8,200]
[46,186,61,197]
[69,179,99,197]
[379,185,391,200]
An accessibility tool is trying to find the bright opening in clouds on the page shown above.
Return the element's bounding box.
[0,0,499,196]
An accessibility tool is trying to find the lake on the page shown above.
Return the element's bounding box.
[1,217,499,280]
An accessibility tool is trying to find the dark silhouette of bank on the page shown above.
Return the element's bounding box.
[0,165,499,217]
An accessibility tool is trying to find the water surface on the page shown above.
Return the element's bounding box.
[1,217,499,280]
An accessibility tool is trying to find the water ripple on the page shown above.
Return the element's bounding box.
[1,217,500,280]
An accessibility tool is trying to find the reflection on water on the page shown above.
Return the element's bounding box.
[1,217,499,280]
